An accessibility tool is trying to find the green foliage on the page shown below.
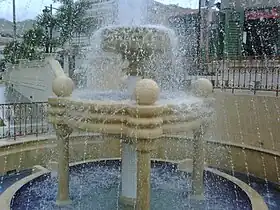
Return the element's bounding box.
[0,118,5,127]
[52,0,97,44]
[3,27,46,63]
[3,0,97,64]
[3,41,23,64]
[22,27,46,48]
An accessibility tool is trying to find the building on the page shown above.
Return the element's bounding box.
[221,0,280,58]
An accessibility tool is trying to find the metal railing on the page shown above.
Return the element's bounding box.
[186,57,280,96]
[0,102,51,140]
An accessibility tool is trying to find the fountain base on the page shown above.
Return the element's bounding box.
[55,199,72,206]
[189,197,205,209]
[120,142,137,206]
[125,76,142,99]
[189,194,205,201]
[119,196,136,208]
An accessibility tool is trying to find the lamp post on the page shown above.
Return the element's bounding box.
[12,0,16,41]
[12,0,16,63]
[196,0,202,73]
[197,0,215,73]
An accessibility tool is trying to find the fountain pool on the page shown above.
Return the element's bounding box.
[11,160,251,210]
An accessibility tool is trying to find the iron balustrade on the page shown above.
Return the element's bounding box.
[185,56,280,96]
[0,102,51,140]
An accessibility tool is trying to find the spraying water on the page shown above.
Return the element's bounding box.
[74,0,184,93]
[117,0,152,25]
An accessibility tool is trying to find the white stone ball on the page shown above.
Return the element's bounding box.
[52,76,74,97]
[134,79,160,105]
[192,78,213,97]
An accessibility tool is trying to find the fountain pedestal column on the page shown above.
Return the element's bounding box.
[55,124,73,206]
[190,78,213,202]
[126,76,142,97]
[133,79,161,210]
[136,139,155,210]
[50,75,75,206]
[120,140,137,207]
[191,125,205,200]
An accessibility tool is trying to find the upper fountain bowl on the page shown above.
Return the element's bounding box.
[100,25,172,63]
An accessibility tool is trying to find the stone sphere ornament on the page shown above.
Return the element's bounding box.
[134,79,160,105]
[52,76,74,97]
[191,78,213,97]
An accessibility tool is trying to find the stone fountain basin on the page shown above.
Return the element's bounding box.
[100,25,172,57]
[48,90,213,135]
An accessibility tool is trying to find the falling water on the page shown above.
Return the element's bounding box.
[117,0,152,25]
[74,0,185,92]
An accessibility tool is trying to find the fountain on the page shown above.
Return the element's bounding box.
[0,27,271,210]
[46,22,216,208]
[100,25,174,94]
[0,1,278,210]
[49,76,215,210]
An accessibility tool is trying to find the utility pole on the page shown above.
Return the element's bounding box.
[49,4,53,53]
[12,0,17,63]
[196,0,202,73]
[43,6,49,53]
[12,0,16,41]
[198,0,214,72]
[204,0,215,64]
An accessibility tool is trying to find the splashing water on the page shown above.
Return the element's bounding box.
[117,0,152,25]
[74,0,185,93]
[11,161,251,210]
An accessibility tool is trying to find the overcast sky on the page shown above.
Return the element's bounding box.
[0,0,198,21]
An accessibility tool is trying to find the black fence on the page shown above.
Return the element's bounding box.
[186,57,280,96]
[0,102,51,140]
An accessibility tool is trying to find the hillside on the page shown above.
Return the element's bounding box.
[0,1,195,37]
[0,18,35,37]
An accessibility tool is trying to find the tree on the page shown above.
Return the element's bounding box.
[3,41,22,63]
[3,27,46,63]
[52,0,97,45]
[22,27,46,48]
[3,0,97,64]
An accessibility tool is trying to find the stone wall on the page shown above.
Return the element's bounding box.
[212,91,280,151]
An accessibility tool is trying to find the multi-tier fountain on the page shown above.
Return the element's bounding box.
[0,1,277,210]
[48,24,214,210]
[0,22,271,209]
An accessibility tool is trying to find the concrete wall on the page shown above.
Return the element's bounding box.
[3,56,64,102]
[208,91,280,182]
[211,91,280,151]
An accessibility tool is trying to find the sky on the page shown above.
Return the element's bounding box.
[0,0,199,21]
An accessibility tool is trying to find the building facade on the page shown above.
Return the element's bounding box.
[221,0,280,58]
